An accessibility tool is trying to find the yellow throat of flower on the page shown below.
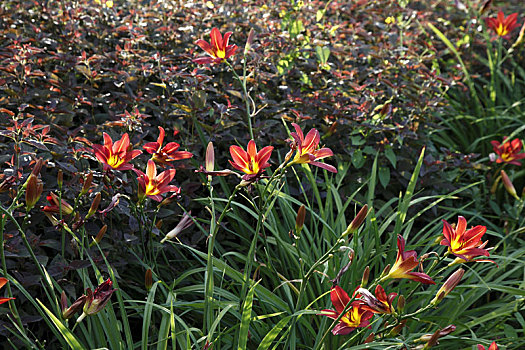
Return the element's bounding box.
[496,24,508,37]
[215,49,226,59]
[340,307,362,328]
[107,154,125,168]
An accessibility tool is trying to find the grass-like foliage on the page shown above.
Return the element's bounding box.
[0,0,524,349]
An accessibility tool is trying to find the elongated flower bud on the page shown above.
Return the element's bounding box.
[501,170,519,200]
[86,193,101,219]
[90,225,107,246]
[431,269,464,306]
[145,269,153,291]
[25,174,43,211]
[361,266,370,287]
[344,204,368,236]
[57,170,63,189]
[397,295,405,313]
[81,172,93,196]
[206,142,214,172]
[295,205,306,235]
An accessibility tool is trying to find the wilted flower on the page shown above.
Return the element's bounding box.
[143,127,193,166]
[160,211,194,243]
[229,140,273,181]
[431,269,464,305]
[42,192,74,215]
[92,133,142,171]
[478,341,499,350]
[416,325,456,348]
[357,285,397,314]
[0,277,15,305]
[289,123,337,173]
[382,235,435,284]
[440,216,494,263]
[61,291,87,320]
[194,27,238,64]
[77,279,116,323]
[318,286,374,335]
[135,160,180,202]
[490,138,525,165]
[485,11,520,38]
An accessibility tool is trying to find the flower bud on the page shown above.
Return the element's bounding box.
[295,205,306,235]
[388,320,406,336]
[86,193,101,219]
[25,174,43,211]
[244,28,256,54]
[348,204,368,234]
[431,269,464,306]
[90,225,107,247]
[361,266,370,287]
[81,172,93,196]
[417,325,456,348]
[397,295,405,313]
[380,264,391,279]
[205,142,214,173]
[145,269,153,292]
[57,170,63,189]
[31,158,44,177]
[501,170,519,200]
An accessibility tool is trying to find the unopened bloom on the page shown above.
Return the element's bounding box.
[382,235,435,284]
[500,170,520,200]
[77,279,116,323]
[289,123,337,173]
[318,286,374,335]
[42,192,74,215]
[135,160,180,202]
[357,285,397,314]
[0,277,15,305]
[143,127,193,166]
[25,174,43,211]
[485,11,520,38]
[194,27,238,64]
[92,133,142,171]
[490,138,525,165]
[440,216,493,263]
[478,341,499,350]
[229,140,273,180]
[61,291,87,319]
[431,269,464,305]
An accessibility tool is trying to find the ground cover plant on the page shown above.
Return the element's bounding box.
[0,0,524,349]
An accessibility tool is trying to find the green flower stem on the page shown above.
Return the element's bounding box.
[226,60,254,140]
[204,183,241,333]
[0,205,59,314]
[0,214,24,331]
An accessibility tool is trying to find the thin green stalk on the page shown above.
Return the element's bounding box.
[226,61,254,139]
[0,215,23,331]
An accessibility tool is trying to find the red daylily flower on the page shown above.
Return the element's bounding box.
[289,123,337,173]
[135,160,180,202]
[441,216,494,264]
[357,285,397,314]
[0,277,15,305]
[92,133,142,171]
[478,341,499,350]
[490,138,525,165]
[143,127,193,166]
[229,140,273,180]
[319,286,374,335]
[485,11,520,38]
[383,235,435,284]
[194,27,238,64]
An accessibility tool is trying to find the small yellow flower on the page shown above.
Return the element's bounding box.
[385,16,396,24]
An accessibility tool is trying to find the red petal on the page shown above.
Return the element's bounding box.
[291,123,304,143]
[210,28,223,51]
[157,126,165,146]
[247,140,257,159]
[303,128,320,152]
[330,286,350,314]
[230,145,249,169]
[195,39,215,57]
[442,219,454,243]
[456,216,467,236]
[256,146,273,167]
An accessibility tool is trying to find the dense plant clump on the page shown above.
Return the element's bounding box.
[0,0,524,349]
